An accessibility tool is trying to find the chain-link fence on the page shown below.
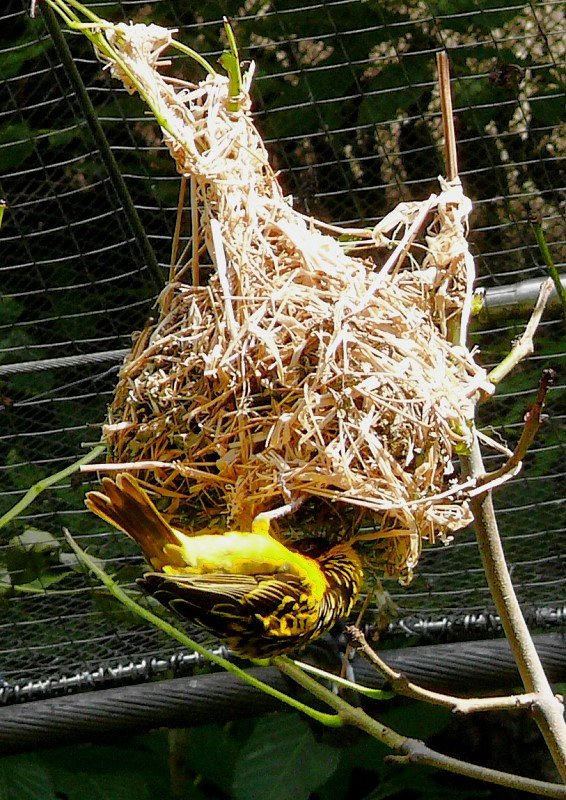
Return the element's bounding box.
[0,0,564,699]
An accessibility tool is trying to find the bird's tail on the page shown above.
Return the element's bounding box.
[85,473,180,571]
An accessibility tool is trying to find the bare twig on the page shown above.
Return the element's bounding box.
[437,52,458,181]
[170,175,187,280]
[461,437,566,780]
[275,656,566,799]
[346,626,557,716]
[488,278,554,386]
[80,459,232,485]
[384,742,566,799]
[190,176,200,287]
[476,369,557,490]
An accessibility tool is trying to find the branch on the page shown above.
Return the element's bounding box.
[274,656,566,799]
[475,368,556,491]
[433,53,566,779]
[346,626,553,716]
[386,740,566,799]
[461,437,566,781]
[488,278,554,386]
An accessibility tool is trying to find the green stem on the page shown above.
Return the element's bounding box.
[274,656,406,748]
[532,219,566,323]
[64,531,344,729]
[292,659,394,701]
[171,40,216,77]
[0,445,105,530]
[219,17,242,112]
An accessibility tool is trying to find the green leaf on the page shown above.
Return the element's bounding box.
[6,529,62,586]
[40,735,173,799]
[52,771,152,800]
[344,732,389,771]
[92,587,150,628]
[0,756,57,800]
[4,450,47,490]
[46,126,83,150]
[455,76,517,129]
[0,296,24,326]
[232,713,341,800]
[379,700,452,741]
[0,38,48,81]
[59,549,106,574]
[184,723,243,793]
[314,753,350,800]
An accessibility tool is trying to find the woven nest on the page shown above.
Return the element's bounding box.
[98,23,493,584]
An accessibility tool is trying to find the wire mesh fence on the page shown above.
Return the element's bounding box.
[0,0,564,696]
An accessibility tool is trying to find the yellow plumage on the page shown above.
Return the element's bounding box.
[85,474,363,657]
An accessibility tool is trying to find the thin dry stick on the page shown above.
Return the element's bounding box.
[477,368,556,488]
[488,278,554,386]
[170,174,187,279]
[80,459,233,486]
[437,52,566,780]
[190,175,200,287]
[437,52,458,182]
[347,626,548,715]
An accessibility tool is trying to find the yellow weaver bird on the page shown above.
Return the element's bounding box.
[85,474,363,658]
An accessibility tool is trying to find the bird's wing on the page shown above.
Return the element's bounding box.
[140,570,310,617]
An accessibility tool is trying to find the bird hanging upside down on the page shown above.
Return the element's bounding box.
[85,473,363,658]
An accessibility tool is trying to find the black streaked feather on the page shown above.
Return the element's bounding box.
[139,548,362,658]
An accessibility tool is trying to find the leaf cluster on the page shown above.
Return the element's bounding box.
[0,706,480,800]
